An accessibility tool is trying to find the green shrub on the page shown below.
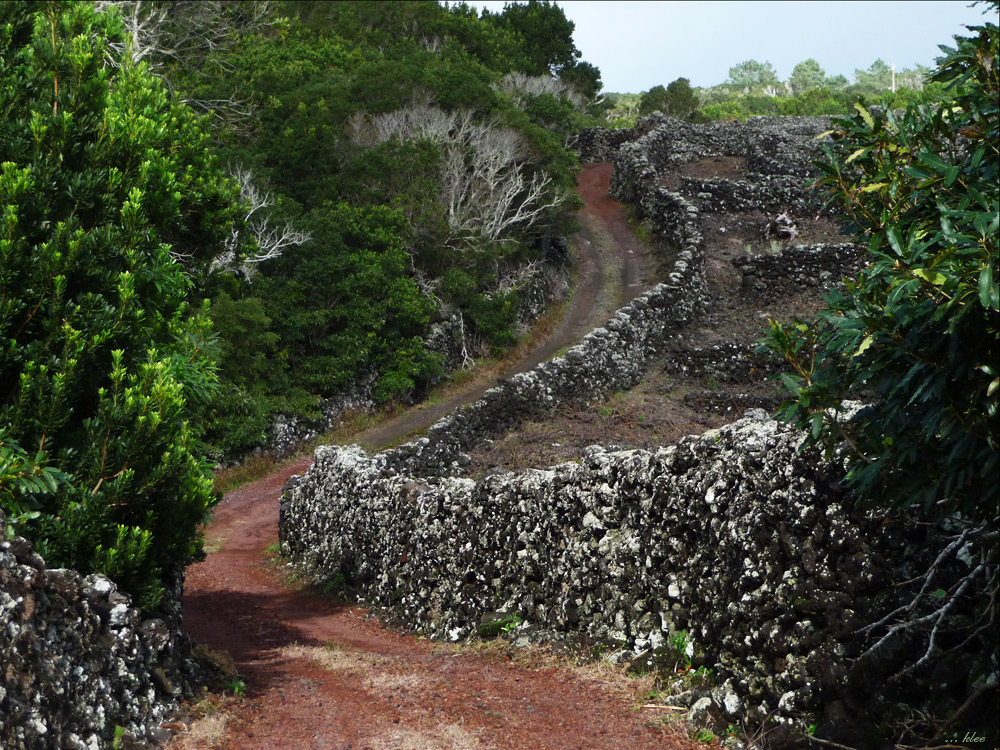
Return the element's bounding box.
[0,1,241,606]
[763,13,998,523]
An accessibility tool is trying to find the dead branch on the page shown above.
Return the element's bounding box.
[210,166,311,278]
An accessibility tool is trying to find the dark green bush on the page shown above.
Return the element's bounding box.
[764,14,998,523]
[0,1,241,605]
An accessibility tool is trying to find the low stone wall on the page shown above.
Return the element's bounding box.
[736,242,864,291]
[663,342,783,383]
[374,177,707,478]
[280,412,988,743]
[678,175,817,215]
[381,277,704,478]
[606,116,832,219]
[0,519,193,750]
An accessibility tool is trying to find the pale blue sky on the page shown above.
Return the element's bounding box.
[463,1,996,93]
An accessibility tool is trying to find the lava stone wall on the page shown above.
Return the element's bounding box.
[376,127,711,478]
[0,520,193,750]
[280,412,977,742]
[735,242,864,291]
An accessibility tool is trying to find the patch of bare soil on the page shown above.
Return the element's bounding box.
[465,159,846,477]
[659,156,746,189]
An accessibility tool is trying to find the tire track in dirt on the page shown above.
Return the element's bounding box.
[175,165,701,750]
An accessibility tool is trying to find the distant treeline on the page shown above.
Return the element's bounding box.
[604,57,947,125]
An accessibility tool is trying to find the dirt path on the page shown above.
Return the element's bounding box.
[175,166,701,749]
[353,162,650,452]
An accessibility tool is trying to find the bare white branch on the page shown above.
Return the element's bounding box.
[494,72,584,109]
[350,103,566,248]
[210,166,311,278]
[96,1,273,73]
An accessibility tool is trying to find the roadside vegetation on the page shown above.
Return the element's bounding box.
[1,0,603,605]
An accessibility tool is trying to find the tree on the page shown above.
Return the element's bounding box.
[94,0,274,74]
[727,59,778,89]
[639,77,699,119]
[825,73,849,90]
[854,58,894,93]
[559,59,602,100]
[0,1,242,606]
[789,58,826,94]
[348,104,565,249]
[484,0,581,77]
[764,18,998,525]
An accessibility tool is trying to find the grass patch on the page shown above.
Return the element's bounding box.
[213,452,284,496]
[373,724,492,750]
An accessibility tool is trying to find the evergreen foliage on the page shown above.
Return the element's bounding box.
[638,78,699,119]
[0,0,241,605]
[764,15,999,524]
[145,0,601,455]
[624,56,952,127]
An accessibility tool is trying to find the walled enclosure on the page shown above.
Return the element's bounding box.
[0,517,195,750]
[280,115,996,744]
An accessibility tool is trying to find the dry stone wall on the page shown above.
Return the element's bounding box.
[736,242,864,292]
[1,520,194,750]
[375,122,719,478]
[279,117,996,744]
[281,412,986,744]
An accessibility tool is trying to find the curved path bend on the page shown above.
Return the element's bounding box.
[177,165,699,750]
[354,163,649,451]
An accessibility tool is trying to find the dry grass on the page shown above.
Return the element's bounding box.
[165,711,230,750]
[213,452,284,496]
[163,695,240,750]
[279,641,390,674]
[369,722,494,750]
[434,639,662,707]
[362,670,430,695]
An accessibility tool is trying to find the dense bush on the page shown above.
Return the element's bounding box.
[764,14,998,523]
[0,1,241,605]
[638,78,699,119]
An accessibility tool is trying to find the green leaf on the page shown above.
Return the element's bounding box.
[853,334,875,357]
[860,182,887,193]
[916,151,948,173]
[980,263,998,310]
[886,226,905,256]
[846,148,867,164]
[912,268,947,286]
[930,589,947,598]
[810,413,824,439]
[779,372,802,397]
[853,102,874,128]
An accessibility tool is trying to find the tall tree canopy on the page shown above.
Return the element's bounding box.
[727,59,779,88]
[639,77,699,119]
[0,0,243,605]
[789,58,826,94]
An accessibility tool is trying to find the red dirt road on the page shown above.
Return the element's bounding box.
[177,166,701,749]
